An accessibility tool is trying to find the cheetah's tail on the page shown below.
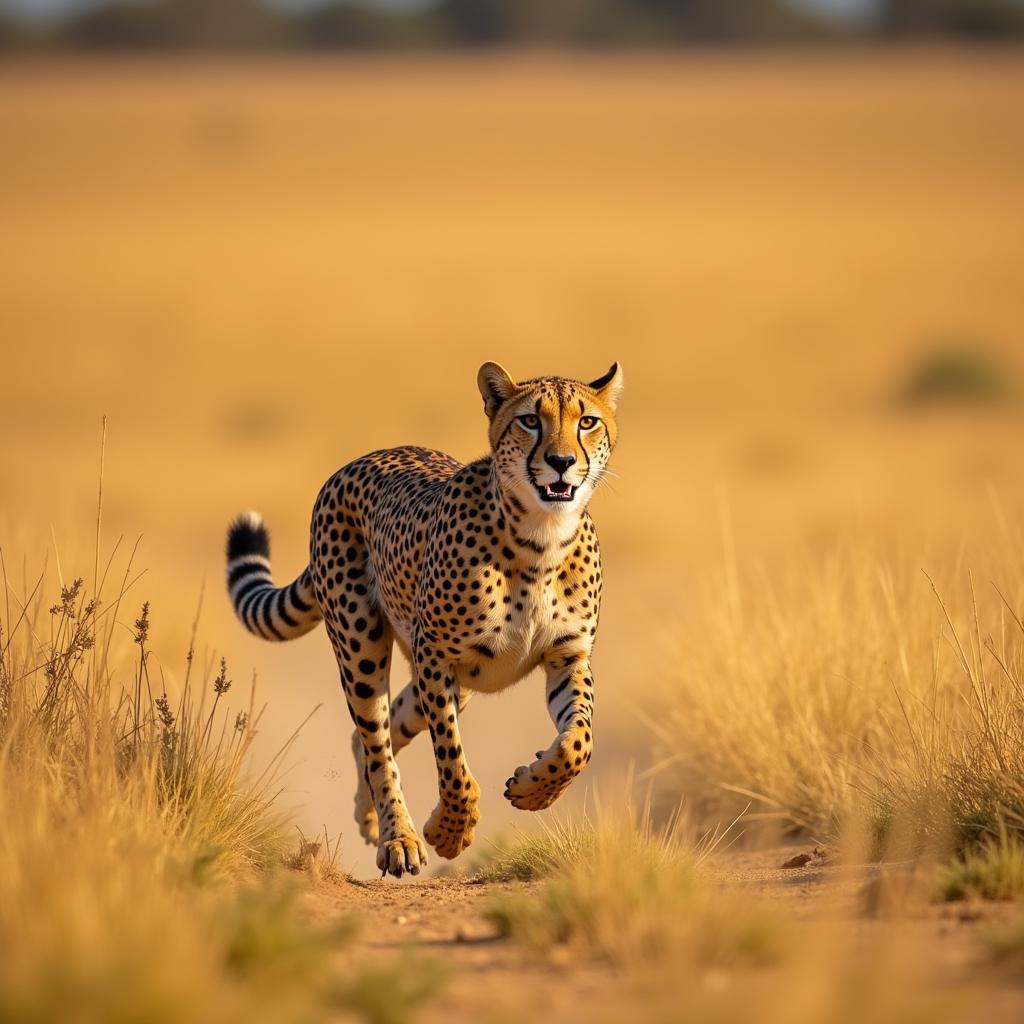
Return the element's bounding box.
[225,511,322,641]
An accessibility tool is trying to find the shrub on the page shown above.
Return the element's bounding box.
[899,346,1011,407]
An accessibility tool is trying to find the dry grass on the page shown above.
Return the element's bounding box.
[870,567,1024,854]
[646,518,1024,857]
[482,809,1002,1024]
[282,827,350,886]
[485,805,782,967]
[471,816,598,882]
[0,539,436,1022]
[0,556,296,880]
[938,833,1024,902]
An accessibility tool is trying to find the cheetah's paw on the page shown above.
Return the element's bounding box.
[504,738,588,811]
[423,800,480,860]
[376,829,427,878]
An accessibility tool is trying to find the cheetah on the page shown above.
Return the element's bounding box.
[225,361,623,877]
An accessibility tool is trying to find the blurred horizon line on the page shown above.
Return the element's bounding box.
[2,0,1023,54]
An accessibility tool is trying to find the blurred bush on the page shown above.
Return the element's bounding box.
[885,0,1024,38]
[900,346,1013,407]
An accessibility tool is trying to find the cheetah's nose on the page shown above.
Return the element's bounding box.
[544,453,577,475]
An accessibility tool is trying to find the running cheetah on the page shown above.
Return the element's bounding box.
[226,361,623,877]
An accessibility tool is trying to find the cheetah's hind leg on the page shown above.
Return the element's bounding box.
[351,729,379,846]
[350,677,437,848]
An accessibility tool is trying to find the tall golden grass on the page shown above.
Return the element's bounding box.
[646,509,1024,860]
[0,526,438,1021]
[483,801,782,968]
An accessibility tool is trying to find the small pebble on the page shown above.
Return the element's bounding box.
[781,852,813,869]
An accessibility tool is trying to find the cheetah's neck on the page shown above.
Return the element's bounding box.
[486,458,585,569]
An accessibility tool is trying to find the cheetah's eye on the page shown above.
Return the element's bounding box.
[517,414,541,430]
[579,416,599,430]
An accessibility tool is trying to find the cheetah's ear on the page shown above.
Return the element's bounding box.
[478,361,517,419]
[589,362,624,411]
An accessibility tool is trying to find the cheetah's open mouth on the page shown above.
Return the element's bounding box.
[538,481,576,502]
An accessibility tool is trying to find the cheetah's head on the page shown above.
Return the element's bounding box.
[478,361,623,517]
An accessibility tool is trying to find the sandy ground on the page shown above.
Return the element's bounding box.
[301,844,1024,1024]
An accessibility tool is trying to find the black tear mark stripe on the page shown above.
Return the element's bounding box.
[525,397,544,485]
[576,405,591,479]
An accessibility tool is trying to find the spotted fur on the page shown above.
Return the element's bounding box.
[226,361,623,877]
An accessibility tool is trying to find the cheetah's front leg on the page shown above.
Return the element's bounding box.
[352,681,472,847]
[504,644,594,811]
[414,639,481,859]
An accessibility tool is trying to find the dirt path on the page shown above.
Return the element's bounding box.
[306,847,1024,1023]
[307,875,615,1022]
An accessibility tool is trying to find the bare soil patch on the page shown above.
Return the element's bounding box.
[303,846,1024,1023]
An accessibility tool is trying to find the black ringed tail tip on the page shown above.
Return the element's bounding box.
[227,511,270,561]
[225,511,322,642]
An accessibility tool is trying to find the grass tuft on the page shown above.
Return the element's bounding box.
[938,834,1024,902]
[283,827,350,886]
[472,816,598,882]
[485,806,782,968]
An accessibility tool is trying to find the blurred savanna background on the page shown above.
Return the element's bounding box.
[2,1,1024,1021]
